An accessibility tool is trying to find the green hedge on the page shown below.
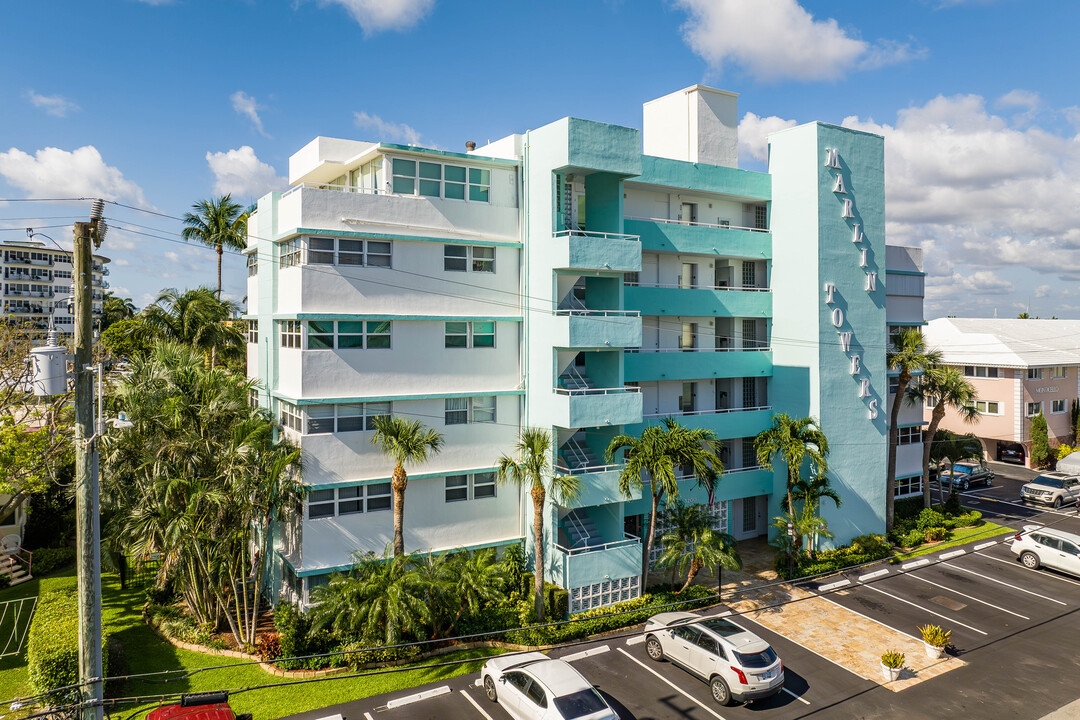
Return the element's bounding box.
[777,534,893,579]
[27,589,110,698]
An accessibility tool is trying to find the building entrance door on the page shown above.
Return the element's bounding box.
[731,496,766,540]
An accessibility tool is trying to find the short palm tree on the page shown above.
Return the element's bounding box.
[606,418,723,586]
[370,416,444,557]
[790,472,842,553]
[443,548,506,632]
[929,430,984,505]
[907,365,980,508]
[181,194,248,297]
[496,427,581,622]
[655,499,741,593]
[139,287,244,366]
[886,328,941,529]
[754,414,829,518]
[772,510,833,564]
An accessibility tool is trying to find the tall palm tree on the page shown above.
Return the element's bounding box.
[370,416,444,558]
[181,194,248,298]
[754,414,829,518]
[606,418,723,587]
[655,499,741,593]
[496,427,581,622]
[886,328,941,529]
[907,365,980,508]
[101,291,136,331]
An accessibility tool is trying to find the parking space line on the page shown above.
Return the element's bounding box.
[863,585,988,635]
[947,564,1067,605]
[939,549,966,560]
[974,552,1080,588]
[859,569,889,582]
[460,690,495,720]
[616,648,727,720]
[818,578,850,591]
[780,687,811,705]
[973,541,998,551]
[902,573,1030,619]
[562,645,609,662]
[626,635,644,645]
[818,594,924,641]
[385,686,451,709]
[967,496,1074,517]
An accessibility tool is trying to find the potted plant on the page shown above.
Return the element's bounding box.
[918,624,951,659]
[880,650,904,681]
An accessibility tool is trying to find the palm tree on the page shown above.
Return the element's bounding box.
[771,510,833,565]
[907,365,980,508]
[101,291,136,331]
[442,548,506,632]
[370,416,444,558]
[181,194,248,297]
[655,499,741,593]
[606,418,723,587]
[496,428,581,622]
[929,430,984,505]
[790,472,842,554]
[886,328,941,530]
[754,414,829,518]
[139,287,244,365]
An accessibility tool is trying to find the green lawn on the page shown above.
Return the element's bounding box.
[0,568,502,720]
[893,521,1014,561]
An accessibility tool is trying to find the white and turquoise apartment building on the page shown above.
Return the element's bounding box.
[247,85,924,611]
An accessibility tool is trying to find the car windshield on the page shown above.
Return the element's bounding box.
[698,618,745,637]
[951,465,976,475]
[1033,476,1065,488]
[734,647,777,668]
[553,688,608,719]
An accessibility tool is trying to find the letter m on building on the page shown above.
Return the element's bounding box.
[824,147,841,169]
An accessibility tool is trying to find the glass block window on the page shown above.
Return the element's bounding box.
[569,575,640,614]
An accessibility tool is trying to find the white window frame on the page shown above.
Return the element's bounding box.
[247,320,258,345]
[1051,399,1067,414]
[279,320,301,348]
[894,475,922,498]
[1028,368,1044,380]
[444,321,495,348]
[971,400,1001,415]
[444,396,496,425]
[279,400,303,433]
[304,236,390,268]
[443,473,496,503]
[964,365,1000,379]
[279,239,301,268]
[443,245,495,273]
[390,156,491,203]
[1027,402,1042,417]
[1051,366,1068,380]
[246,253,258,276]
[306,482,392,519]
[898,426,922,445]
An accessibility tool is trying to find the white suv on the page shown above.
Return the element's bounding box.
[480,652,619,720]
[1020,472,1080,508]
[643,612,784,705]
[1011,525,1080,578]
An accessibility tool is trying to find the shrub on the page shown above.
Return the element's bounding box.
[1057,443,1077,460]
[339,640,422,670]
[1031,413,1050,469]
[273,602,309,669]
[955,510,983,527]
[901,529,926,548]
[545,583,569,620]
[881,650,905,669]
[144,583,175,606]
[916,509,946,532]
[256,632,282,661]
[500,542,528,595]
[924,526,949,542]
[942,493,963,516]
[918,624,951,648]
[849,534,893,559]
[31,547,77,577]
[894,497,925,521]
[27,589,110,698]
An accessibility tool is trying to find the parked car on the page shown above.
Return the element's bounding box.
[481,652,619,720]
[643,611,784,706]
[938,460,994,491]
[999,445,1025,464]
[1011,525,1080,578]
[1020,472,1080,508]
[147,693,249,720]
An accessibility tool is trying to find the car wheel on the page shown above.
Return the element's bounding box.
[483,675,498,703]
[961,480,969,491]
[645,636,664,662]
[710,676,733,706]
[1053,496,1063,508]
[1020,551,1040,570]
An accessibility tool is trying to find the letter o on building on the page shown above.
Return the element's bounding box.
[831,308,844,328]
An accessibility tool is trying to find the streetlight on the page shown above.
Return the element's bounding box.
[786,521,795,580]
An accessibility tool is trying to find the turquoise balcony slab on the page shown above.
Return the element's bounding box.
[555,312,642,349]
[552,389,643,429]
[551,539,642,589]
[625,286,771,318]
[551,230,642,273]
[556,466,640,508]
[711,467,775,501]
[634,156,771,199]
[625,219,771,260]
[624,349,771,382]
[626,406,774,439]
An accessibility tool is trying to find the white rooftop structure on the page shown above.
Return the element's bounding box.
[925,318,1080,369]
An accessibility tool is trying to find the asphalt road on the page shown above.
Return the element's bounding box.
[280,469,1080,720]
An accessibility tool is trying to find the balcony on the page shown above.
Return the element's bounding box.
[624,347,772,382]
[553,310,642,349]
[4,305,46,315]
[550,230,641,273]
[4,256,52,267]
[3,289,53,299]
[624,284,771,318]
[628,405,774,438]
[624,217,771,259]
[551,535,642,591]
[554,368,642,428]
[555,458,640,508]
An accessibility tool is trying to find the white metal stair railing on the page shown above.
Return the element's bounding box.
[558,365,593,391]
[558,291,589,313]
[563,509,598,548]
[562,437,599,469]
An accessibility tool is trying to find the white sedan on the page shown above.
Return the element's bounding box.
[481,652,619,720]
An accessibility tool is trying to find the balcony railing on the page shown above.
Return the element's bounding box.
[282,182,383,198]
[553,309,640,318]
[625,346,770,353]
[643,404,771,419]
[555,461,621,475]
[625,215,769,234]
[553,228,640,244]
[624,281,770,292]
[554,532,641,556]
[555,386,641,397]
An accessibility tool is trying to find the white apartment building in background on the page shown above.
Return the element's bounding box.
[2,239,109,337]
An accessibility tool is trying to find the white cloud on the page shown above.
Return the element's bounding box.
[317,0,434,34]
[0,146,149,206]
[24,91,79,118]
[231,91,269,138]
[205,146,286,199]
[354,111,422,145]
[1034,284,1052,298]
[164,251,180,263]
[672,0,923,82]
[997,89,1041,110]
[738,112,797,162]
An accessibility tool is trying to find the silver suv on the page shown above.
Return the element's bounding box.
[1020,472,1080,508]
[643,612,784,705]
[1011,525,1080,578]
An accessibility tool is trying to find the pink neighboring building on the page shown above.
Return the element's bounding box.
[924,318,1080,467]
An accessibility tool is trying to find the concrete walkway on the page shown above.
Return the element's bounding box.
[682,537,965,692]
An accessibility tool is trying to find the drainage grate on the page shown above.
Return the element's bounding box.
[929,595,966,611]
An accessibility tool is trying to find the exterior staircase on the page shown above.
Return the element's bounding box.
[558,366,594,392]
[0,556,32,586]
[564,509,599,548]
[561,436,600,470]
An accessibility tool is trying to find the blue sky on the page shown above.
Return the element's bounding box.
[2,0,1078,319]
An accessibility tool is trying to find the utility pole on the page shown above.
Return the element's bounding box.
[74,214,104,720]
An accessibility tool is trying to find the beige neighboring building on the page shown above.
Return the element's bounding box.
[924,318,1080,467]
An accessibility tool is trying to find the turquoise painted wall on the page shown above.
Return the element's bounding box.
[634,156,771,199]
[626,219,772,259]
[624,349,772,383]
[624,286,772,318]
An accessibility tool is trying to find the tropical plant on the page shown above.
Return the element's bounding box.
[370,416,444,558]
[606,418,723,588]
[881,650,905,669]
[309,550,432,645]
[441,548,506,632]
[1031,411,1050,469]
[907,365,980,508]
[99,317,153,361]
[496,427,581,622]
[772,510,833,564]
[918,624,951,649]
[139,287,244,366]
[181,194,249,297]
[100,292,136,331]
[755,414,829,518]
[655,499,741,594]
[886,328,941,530]
[928,430,984,505]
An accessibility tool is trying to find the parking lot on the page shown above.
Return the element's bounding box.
[283,484,1080,720]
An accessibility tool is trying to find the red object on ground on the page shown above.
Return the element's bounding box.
[147,694,245,720]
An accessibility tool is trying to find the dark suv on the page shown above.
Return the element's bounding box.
[938,460,994,491]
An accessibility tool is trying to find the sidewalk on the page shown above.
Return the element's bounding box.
[684,537,965,692]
